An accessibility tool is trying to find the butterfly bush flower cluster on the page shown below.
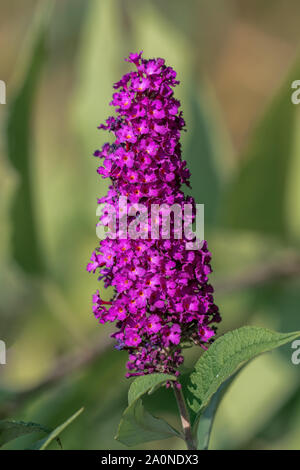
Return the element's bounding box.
[87,52,221,379]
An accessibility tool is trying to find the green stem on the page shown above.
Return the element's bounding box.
[173,385,196,450]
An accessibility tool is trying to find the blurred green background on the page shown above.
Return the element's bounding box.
[0,0,300,450]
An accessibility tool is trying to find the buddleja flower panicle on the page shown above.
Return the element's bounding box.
[87,52,221,379]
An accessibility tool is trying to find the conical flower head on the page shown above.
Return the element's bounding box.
[87,52,221,377]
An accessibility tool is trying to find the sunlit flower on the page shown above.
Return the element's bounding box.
[87,52,221,377]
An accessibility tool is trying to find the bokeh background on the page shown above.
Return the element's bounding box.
[0,0,300,450]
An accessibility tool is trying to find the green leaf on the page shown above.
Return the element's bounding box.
[0,420,50,447]
[222,59,300,240]
[6,1,53,275]
[71,0,132,215]
[185,86,232,226]
[194,371,239,450]
[116,400,181,447]
[30,407,84,450]
[0,408,83,450]
[116,373,181,447]
[127,373,175,405]
[73,0,131,154]
[186,327,300,425]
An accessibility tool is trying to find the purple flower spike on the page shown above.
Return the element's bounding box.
[87,52,221,377]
